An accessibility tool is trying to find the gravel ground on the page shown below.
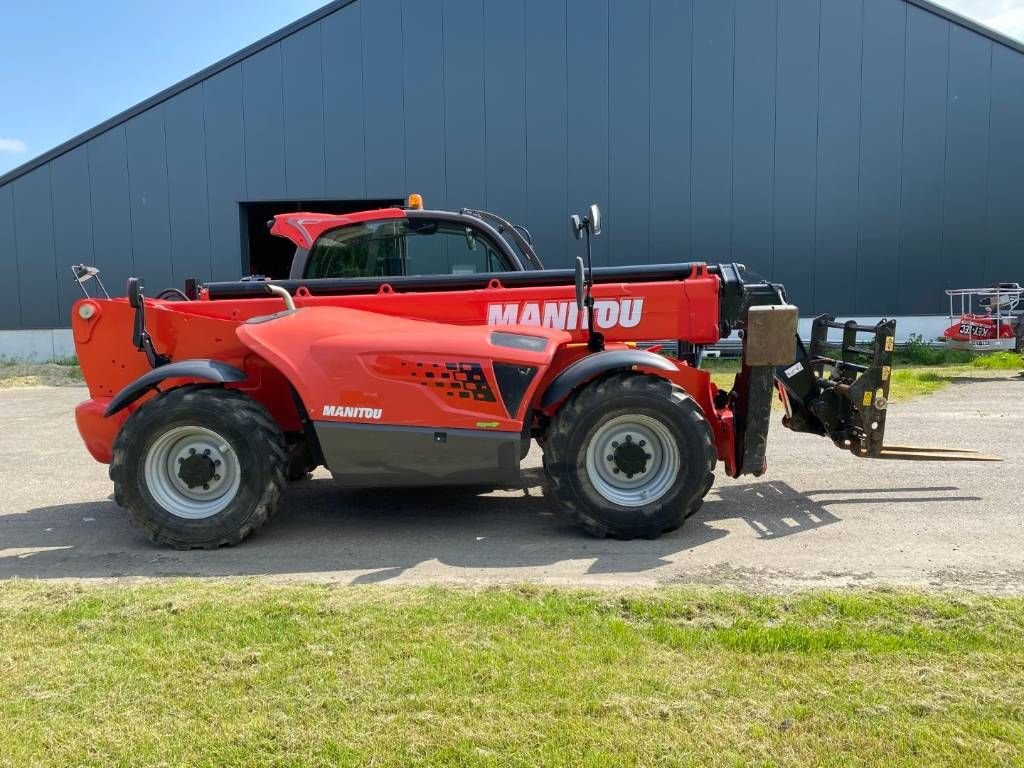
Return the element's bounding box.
[0,377,1021,591]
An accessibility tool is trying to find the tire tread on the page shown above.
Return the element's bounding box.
[542,372,716,540]
[109,386,287,550]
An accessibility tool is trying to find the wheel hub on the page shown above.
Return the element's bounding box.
[177,453,217,489]
[584,415,681,507]
[144,426,240,519]
[611,436,650,478]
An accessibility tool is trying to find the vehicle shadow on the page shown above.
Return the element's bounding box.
[0,474,982,582]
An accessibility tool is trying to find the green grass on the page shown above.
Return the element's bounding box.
[1,582,1023,767]
[971,351,1024,369]
[701,350,1022,402]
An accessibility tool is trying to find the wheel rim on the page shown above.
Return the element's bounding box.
[583,414,681,507]
[143,426,242,520]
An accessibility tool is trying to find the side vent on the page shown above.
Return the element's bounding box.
[493,363,537,419]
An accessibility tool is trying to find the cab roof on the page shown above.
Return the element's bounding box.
[269,207,407,249]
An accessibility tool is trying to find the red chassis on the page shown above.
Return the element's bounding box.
[73,264,739,475]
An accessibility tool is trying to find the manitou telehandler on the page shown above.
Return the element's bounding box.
[70,198,990,549]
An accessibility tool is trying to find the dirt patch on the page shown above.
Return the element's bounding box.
[0,363,84,389]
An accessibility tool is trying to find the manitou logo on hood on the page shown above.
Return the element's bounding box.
[486,298,644,331]
[322,405,383,419]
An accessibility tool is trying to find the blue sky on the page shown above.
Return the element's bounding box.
[0,0,1021,177]
[0,0,326,176]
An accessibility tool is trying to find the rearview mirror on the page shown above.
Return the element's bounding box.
[570,214,583,240]
[127,277,143,309]
[464,227,477,251]
[589,204,602,236]
[574,257,586,310]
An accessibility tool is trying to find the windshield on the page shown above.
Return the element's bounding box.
[305,219,514,279]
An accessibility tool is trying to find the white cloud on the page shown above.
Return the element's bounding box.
[0,138,27,154]
[934,0,1024,41]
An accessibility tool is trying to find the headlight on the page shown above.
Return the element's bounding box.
[490,332,548,352]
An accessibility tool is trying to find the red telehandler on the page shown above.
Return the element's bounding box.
[70,199,991,549]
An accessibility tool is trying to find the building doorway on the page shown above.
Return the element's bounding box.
[240,199,402,278]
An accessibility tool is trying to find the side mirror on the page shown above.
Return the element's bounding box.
[127,277,143,309]
[589,204,602,236]
[574,257,586,310]
[570,214,584,240]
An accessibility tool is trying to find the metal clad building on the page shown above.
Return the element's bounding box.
[1,0,1022,351]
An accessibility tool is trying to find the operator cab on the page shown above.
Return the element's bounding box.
[273,195,542,281]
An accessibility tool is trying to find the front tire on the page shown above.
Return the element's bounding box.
[542,372,716,539]
[110,386,287,549]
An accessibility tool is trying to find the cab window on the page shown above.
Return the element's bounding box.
[304,218,512,279]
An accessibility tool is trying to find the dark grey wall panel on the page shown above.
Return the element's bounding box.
[484,0,527,225]
[402,0,446,206]
[362,0,406,199]
[87,128,135,301]
[164,87,212,282]
[732,0,777,273]
[4,0,1024,331]
[524,0,568,267]
[0,185,20,328]
[443,0,487,210]
[650,0,692,265]
[125,109,173,292]
[50,146,95,322]
[691,1,734,264]
[242,45,287,201]
[566,0,610,266]
[856,0,906,315]
[941,27,990,293]
[12,168,57,328]
[899,7,949,315]
[985,45,1024,286]
[814,0,862,315]
[608,0,651,266]
[772,0,819,309]
[322,3,367,198]
[203,65,247,279]
[282,24,327,200]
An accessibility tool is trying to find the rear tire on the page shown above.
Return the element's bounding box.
[110,386,287,549]
[542,372,716,540]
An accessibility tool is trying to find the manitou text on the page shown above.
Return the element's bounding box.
[486,298,644,331]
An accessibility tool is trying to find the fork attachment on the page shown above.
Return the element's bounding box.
[774,315,997,461]
[775,315,894,456]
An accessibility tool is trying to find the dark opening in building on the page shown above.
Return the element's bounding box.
[240,199,402,279]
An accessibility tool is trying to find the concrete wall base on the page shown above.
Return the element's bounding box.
[0,329,76,362]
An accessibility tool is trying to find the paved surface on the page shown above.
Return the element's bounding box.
[1,377,1022,591]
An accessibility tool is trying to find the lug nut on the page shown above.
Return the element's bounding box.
[625,435,632,442]
[611,441,619,448]
[626,473,634,479]
[213,474,220,481]
[214,459,222,467]
[177,457,184,464]
[189,448,196,455]
[640,467,647,473]
[612,468,620,474]
[203,449,210,455]
[644,453,652,460]
[639,440,646,447]
[202,484,210,490]
[606,455,613,462]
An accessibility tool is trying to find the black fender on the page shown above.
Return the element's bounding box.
[104,359,246,417]
[539,349,677,410]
